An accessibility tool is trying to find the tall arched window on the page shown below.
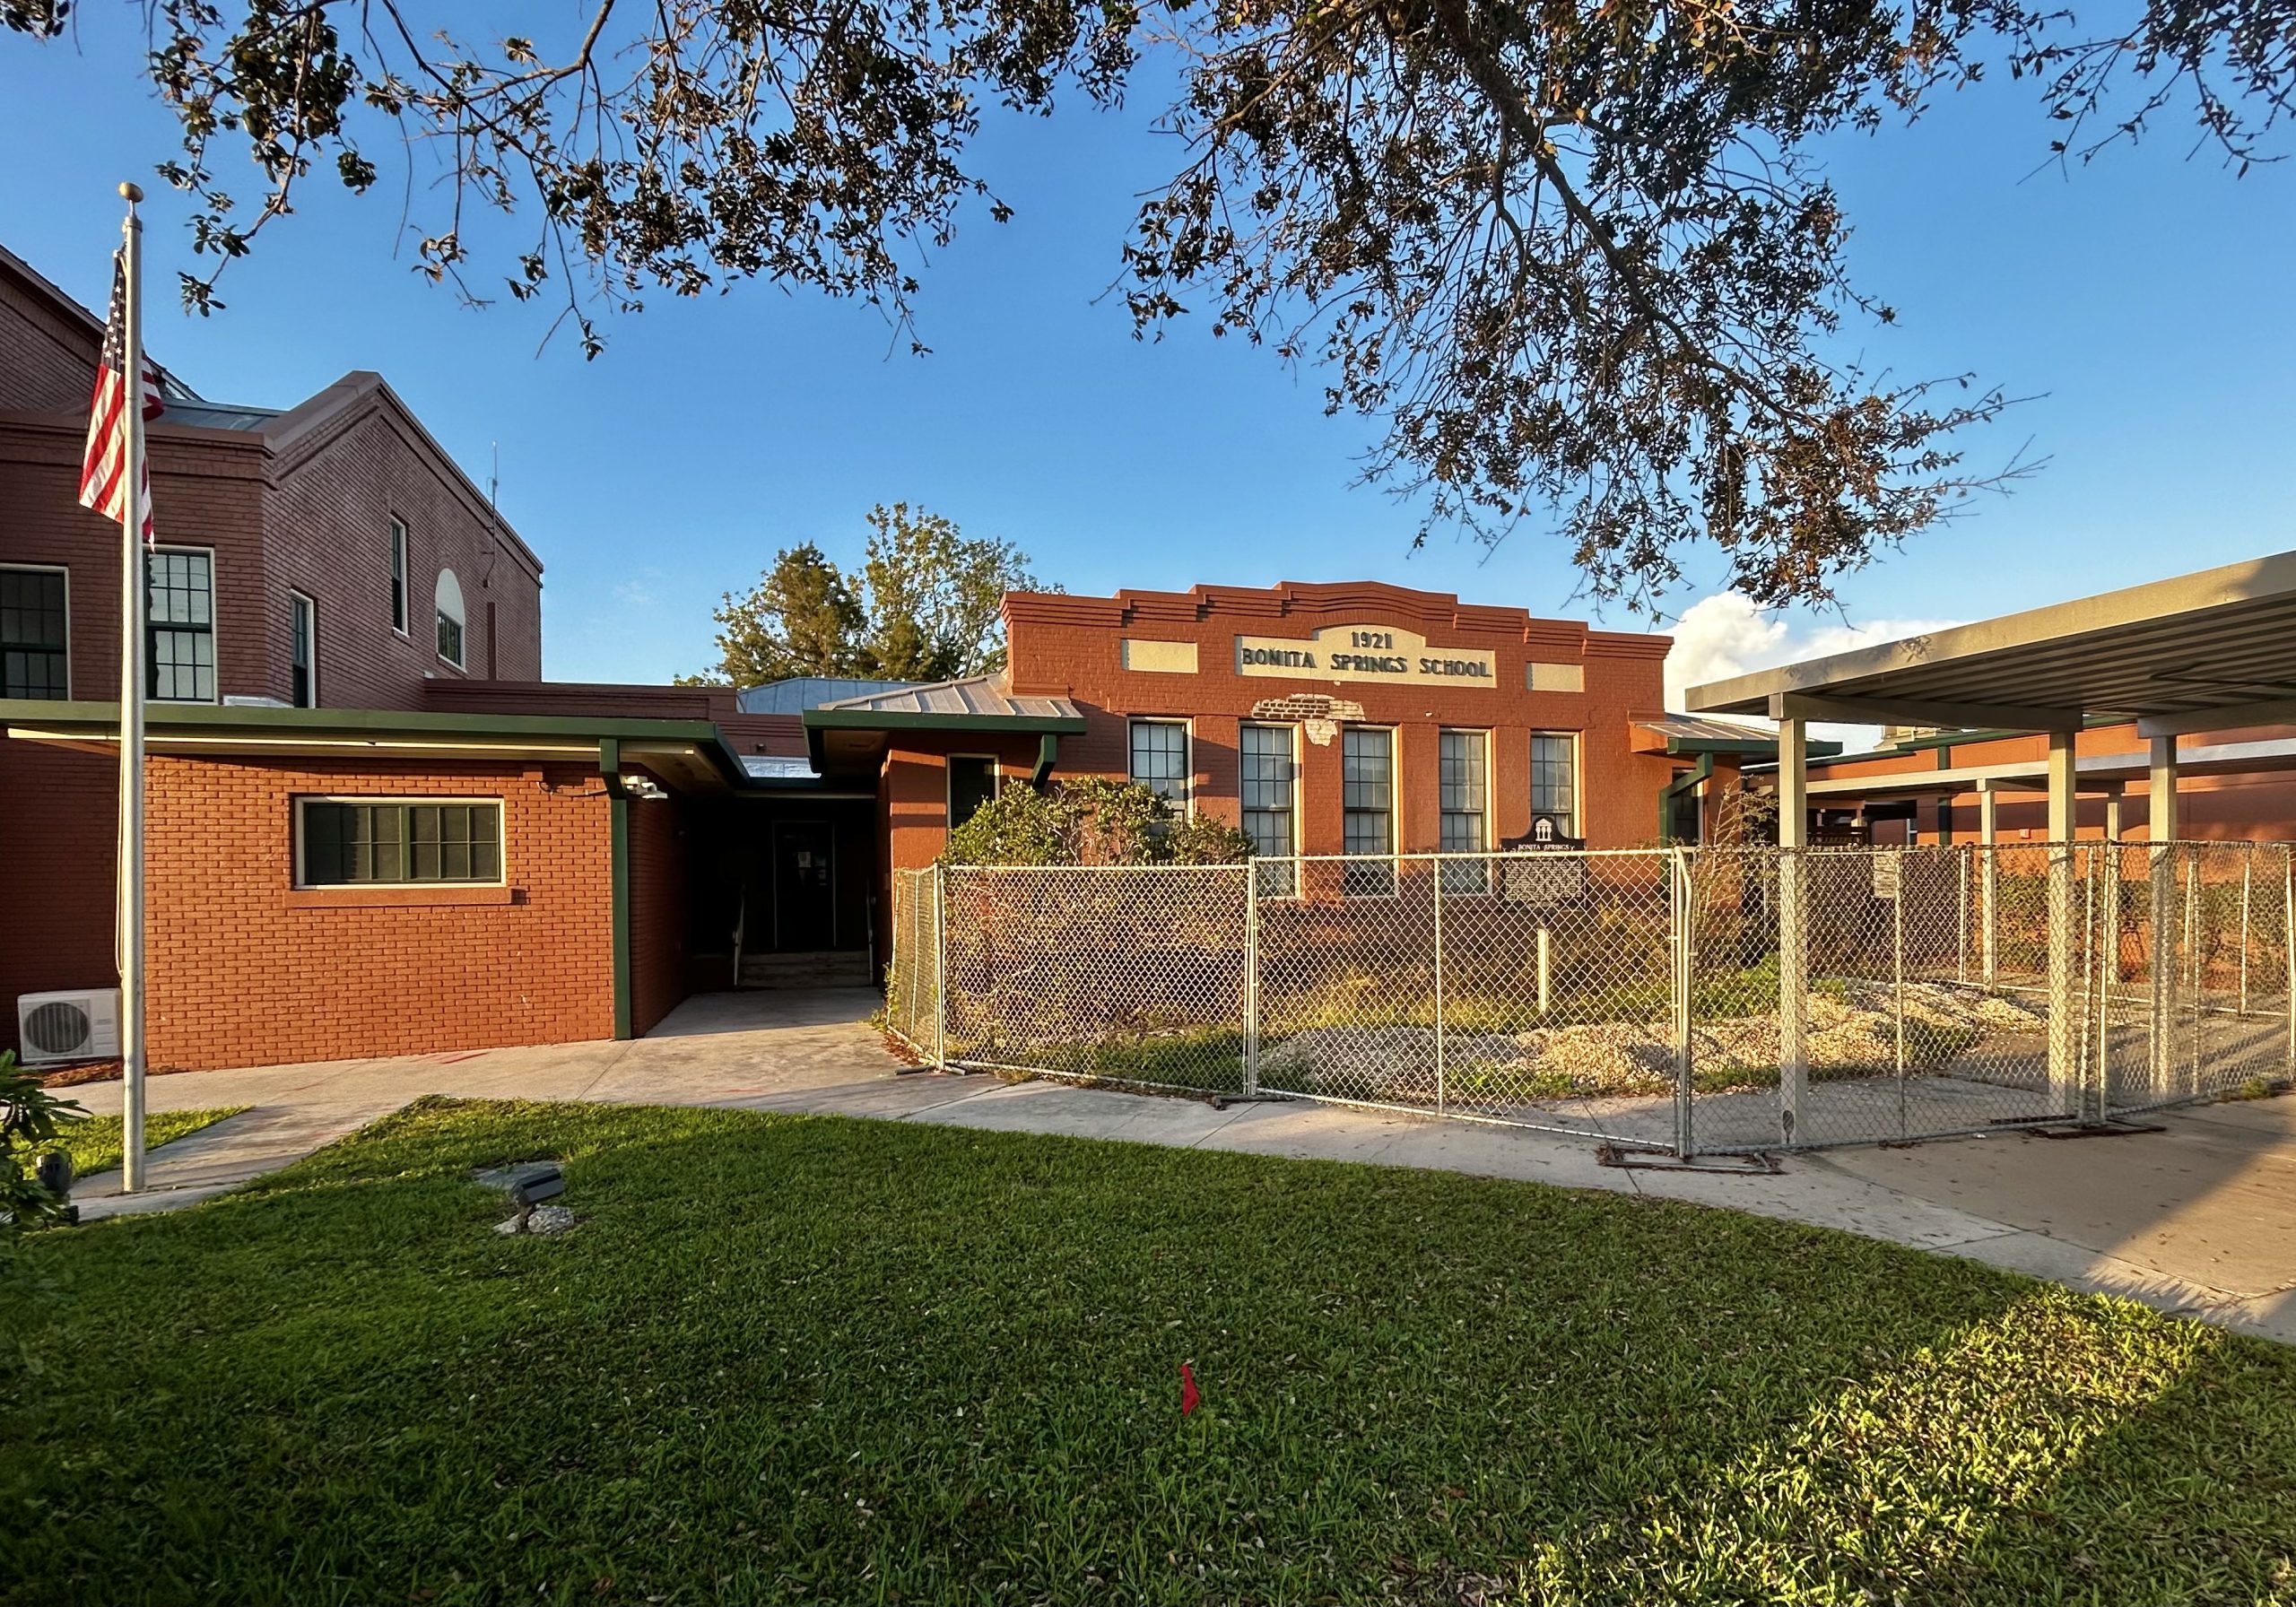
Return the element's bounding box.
[434,569,465,669]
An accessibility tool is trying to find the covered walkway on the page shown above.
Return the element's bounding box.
[1688,548,2296,1142]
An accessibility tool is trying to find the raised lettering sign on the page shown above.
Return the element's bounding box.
[1235,624,1497,687]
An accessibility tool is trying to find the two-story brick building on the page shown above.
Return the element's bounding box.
[0,243,544,1051]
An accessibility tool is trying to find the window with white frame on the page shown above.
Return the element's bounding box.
[0,566,68,699]
[297,798,503,886]
[1439,729,1490,893]
[1240,722,1297,898]
[1127,718,1189,810]
[290,591,317,708]
[1531,731,1578,839]
[1341,726,1396,896]
[388,518,410,634]
[146,547,216,702]
[434,568,465,669]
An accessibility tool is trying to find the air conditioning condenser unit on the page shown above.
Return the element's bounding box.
[17,989,122,1065]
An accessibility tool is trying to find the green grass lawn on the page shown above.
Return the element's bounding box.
[29,1104,247,1180]
[3,1099,2293,1606]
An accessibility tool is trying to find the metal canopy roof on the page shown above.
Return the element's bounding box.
[1685,549,2296,737]
[1633,714,1845,759]
[805,674,1083,725]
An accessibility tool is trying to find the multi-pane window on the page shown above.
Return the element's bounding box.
[1240,723,1297,898]
[1128,719,1189,810]
[1439,729,1489,893]
[1531,732,1578,840]
[388,519,409,633]
[299,799,502,886]
[1342,726,1396,896]
[947,755,997,827]
[146,548,215,702]
[290,592,317,708]
[0,568,68,699]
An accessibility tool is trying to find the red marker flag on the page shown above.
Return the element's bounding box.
[1179,1361,1200,1417]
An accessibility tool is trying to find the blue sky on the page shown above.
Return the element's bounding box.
[4,8,2292,693]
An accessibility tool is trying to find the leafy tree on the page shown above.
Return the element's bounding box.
[858,504,1043,681]
[688,507,1048,686]
[17,0,2289,605]
[678,543,865,688]
[943,778,1255,865]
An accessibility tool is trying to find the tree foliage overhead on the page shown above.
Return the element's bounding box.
[16,0,2291,605]
[684,504,1050,686]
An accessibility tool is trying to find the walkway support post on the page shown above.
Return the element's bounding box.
[2150,735,2179,1098]
[2047,729,2082,1121]
[1775,712,1809,1145]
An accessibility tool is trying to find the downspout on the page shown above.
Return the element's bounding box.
[1030,733,1059,789]
[1659,753,1714,845]
[601,736,632,1040]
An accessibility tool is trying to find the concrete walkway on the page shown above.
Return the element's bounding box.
[56,990,2296,1342]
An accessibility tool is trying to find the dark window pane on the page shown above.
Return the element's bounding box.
[1,569,70,699]
[948,758,996,827]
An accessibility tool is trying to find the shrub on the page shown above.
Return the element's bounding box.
[1,1051,85,1232]
[943,777,1254,867]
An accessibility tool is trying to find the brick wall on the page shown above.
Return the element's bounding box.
[0,417,272,701]
[0,742,122,1038]
[884,734,1052,872]
[265,395,543,704]
[627,789,691,1034]
[0,261,99,412]
[143,755,613,1070]
[999,581,1678,851]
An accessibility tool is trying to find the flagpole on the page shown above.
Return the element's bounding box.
[117,182,148,1194]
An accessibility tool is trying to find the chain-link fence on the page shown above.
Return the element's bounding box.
[890,842,2296,1155]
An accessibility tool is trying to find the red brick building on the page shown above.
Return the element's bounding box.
[4,243,1811,1074]
[1,242,544,1055]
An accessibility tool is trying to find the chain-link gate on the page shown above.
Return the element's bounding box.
[890,843,2296,1155]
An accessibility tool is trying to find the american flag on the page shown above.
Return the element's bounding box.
[78,249,165,540]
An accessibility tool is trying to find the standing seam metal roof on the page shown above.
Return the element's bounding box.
[811,674,1081,721]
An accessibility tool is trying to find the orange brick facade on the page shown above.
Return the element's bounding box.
[879,581,1680,872]
[144,757,615,1071]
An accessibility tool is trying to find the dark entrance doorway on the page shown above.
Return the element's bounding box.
[772,821,836,951]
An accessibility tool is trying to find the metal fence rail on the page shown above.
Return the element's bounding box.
[890,841,2295,1155]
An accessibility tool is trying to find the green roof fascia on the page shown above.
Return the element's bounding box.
[802,705,1087,773]
[1745,711,2129,776]
[4,699,760,790]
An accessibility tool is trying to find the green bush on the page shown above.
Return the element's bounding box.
[942,776,1254,866]
[1,1051,85,1232]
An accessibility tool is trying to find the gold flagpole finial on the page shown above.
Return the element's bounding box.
[118,181,144,204]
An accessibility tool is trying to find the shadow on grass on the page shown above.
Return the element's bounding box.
[3,1096,2289,1606]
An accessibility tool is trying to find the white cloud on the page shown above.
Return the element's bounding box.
[1662,592,1967,753]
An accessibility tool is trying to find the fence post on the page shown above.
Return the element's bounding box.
[2151,843,2177,1099]
[1431,856,1446,1117]
[2240,847,2253,1017]
[1244,862,1260,1098]
[1673,847,1695,1160]
[1956,845,1969,986]
[2283,849,2293,1081]
[1979,792,1999,989]
[1893,852,1908,1142]
[933,862,948,1072]
[2186,853,2201,1096]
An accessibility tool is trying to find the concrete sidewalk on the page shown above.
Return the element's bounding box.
[55,989,2296,1342]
